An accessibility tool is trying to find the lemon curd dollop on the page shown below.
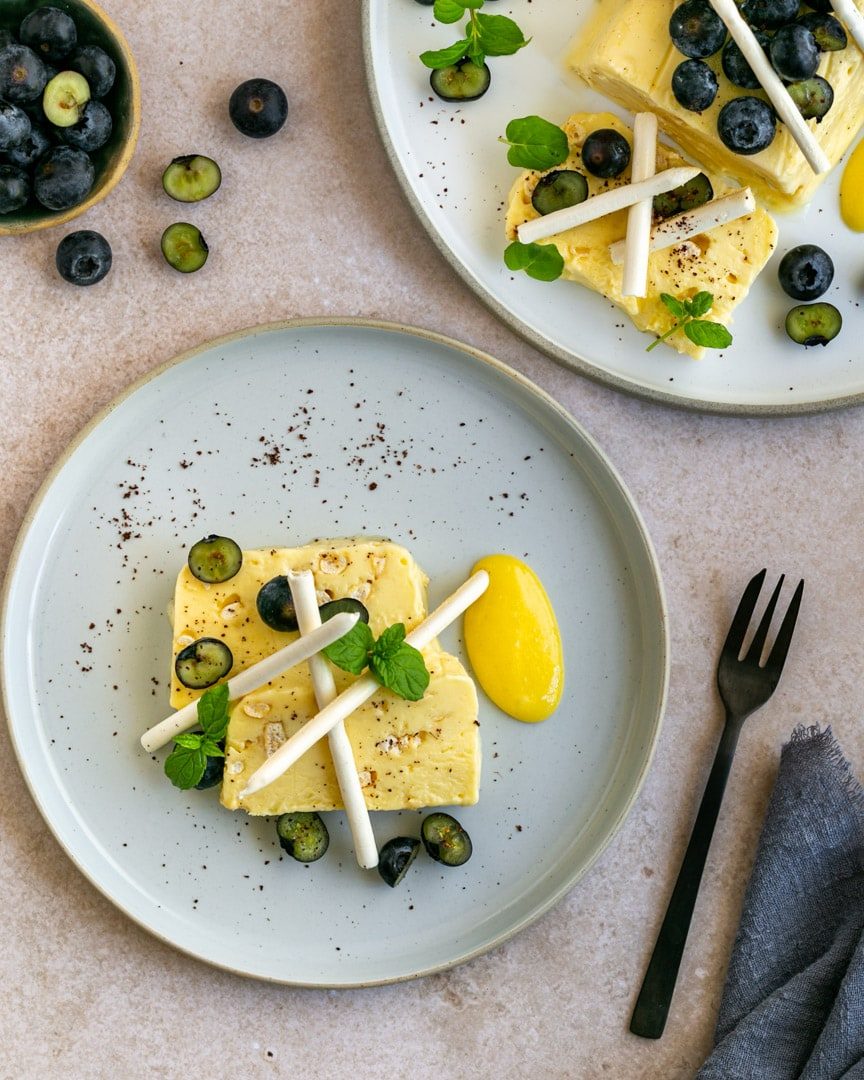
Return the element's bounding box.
[463,554,563,723]
[840,139,864,232]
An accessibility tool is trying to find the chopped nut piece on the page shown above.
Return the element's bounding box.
[319,552,348,575]
[264,721,287,756]
[242,698,271,719]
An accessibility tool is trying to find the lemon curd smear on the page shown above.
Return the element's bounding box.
[463,555,563,723]
[840,139,864,231]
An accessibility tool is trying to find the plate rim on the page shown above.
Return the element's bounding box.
[360,1,864,419]
[1,316,670,986]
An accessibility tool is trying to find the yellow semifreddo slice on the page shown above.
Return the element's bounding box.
[505,111,777,358]
[169,539,480,815]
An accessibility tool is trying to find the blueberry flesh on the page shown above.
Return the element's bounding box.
[0,102,31,152]
[770,24,819,81]
[785,302,842,347]
[778,244,834,301]
[19,7,77,63]
[787,76,834,122]
[3,123,52,169]
[742,0,800,29]
[55,230,112,285]
[669,1,727,59]
[0,164,30,214]
[672,59,719,112]
[60,100,112,151]
[229,78,288,138]
[33,145,94,210]
[717,96,776,155]
[581,128,631,178]
[798,12,847,52]
[722,31,771,89]
[0,44,48,103]
[70,45,115,98]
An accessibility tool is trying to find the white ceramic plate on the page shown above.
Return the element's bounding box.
[364,1,864,415]
[2,320,667,986]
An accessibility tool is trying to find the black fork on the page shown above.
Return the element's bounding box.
[630,570,804,1040]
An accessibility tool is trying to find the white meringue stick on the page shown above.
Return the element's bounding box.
[707,0,830,175]
[287,570,378,870]
[622,112,658,298]
[833,0,864,55]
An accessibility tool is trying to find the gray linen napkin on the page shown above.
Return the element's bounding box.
[698,726,864,1080]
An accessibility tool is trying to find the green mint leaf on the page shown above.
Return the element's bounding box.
[433,0,482,22]
[375,623,407,660]
[197,683,229,739]
[420,38,471,68]
[173,732,203,750]
[322,620,374,674]
[660,293,687,319]
[200,739,225,758]
[504,240,564,282]
[465,37,486,66]
[684,291,714,318]
[684,320,733,349]
[475,12,530,56]
[165,744,207,789]
[502,115,569,170]
[370,643,431,702]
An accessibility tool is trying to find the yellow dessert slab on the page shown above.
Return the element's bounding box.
[568,0,864,210]
[505,112,777,358]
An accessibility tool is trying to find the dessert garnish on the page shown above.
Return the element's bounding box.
[778,245,834,302]
[323,620,430,701]
[164,683,229,790]
[276,811,330,863]
[500,115,569,171]
[832,0,864,54]
[645,291,732,353]
[378,836,420,887]
[623,112,658,298]
[421,812,472,866]
[785,302,842,347]
[503,239,563,282]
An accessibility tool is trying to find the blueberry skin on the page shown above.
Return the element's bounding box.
[581,128,631,178]
[669,1,727,59]
[672,59,719,112]
[0,164,30,214]
[778,244,834,301]
[195,751,225,790]
[798,12,847,52]
[33,145,94,210]
[56,229,112,285]
[804,0,833,12]
[0,43,48,104]
[741,0,800,29]
[0,102,31,152]
[19,6,77,63]
[60,100,112,152]
[770,24,819,81]
[229,78,288,138]
[722,30,771,89]
[70,45,115,98]
[3,123,52,169]
[717,96,776,155]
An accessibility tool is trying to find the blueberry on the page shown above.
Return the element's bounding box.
[195,749,225,790]
[256,575,298,631]
[229,78,288,138]
[671,59,718,111]
[0,164,30,214]
[806,0,834,10]
[55,229,112,285]
[770,24,819,81]
[798,12,847,52]
[70,45,115,98]
[717,96,776,155]
[3,123,52,168]
[778,244,833,301]
[669,1,727,59]
[33,145,94,210]
[60,100,112,151]
[785,302,842,347]
[787,75,834,121]
[722,30,771,89]
[581,128,631,178]
[19,6,77,63]
[741,0,800,29]
[0,101,31,152]
[0,43,48,103]
[0,29,13,50]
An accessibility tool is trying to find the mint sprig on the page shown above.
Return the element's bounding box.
[323,621,431,702]
[504,240,564,282]
[646,291,733,353]
[164,682,229,790]
[500,116,569,170]
[420,0,529,71]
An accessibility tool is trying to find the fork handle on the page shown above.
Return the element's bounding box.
[629,717,741,1039]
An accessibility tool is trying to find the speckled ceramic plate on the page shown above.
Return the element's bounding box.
[363,1,864,416]
[2,320,667,986]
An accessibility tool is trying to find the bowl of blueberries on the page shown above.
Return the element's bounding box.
[0,0,139,234]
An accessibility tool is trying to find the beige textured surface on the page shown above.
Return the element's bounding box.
[2,3,863,1078]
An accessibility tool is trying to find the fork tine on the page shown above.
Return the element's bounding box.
[744,574,784,664]
[764,579,804,679]
[721,569,766,659]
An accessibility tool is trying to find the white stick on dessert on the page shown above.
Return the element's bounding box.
[707,0,830,175]
[833,0,864,55]
[622,112,658,298]
[140,611,359,753]
[517,166,700,245]
[240,570,490,800]
[608,188,756,265]
[287,570,379,870]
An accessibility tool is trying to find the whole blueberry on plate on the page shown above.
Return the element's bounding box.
[722,30,771,89]
[669,0,727,59]
[741,0,799,29]
[70,44,115,98]
[581,127,631,178]
[778,244,834,301]
[770,24,819,81]
[717,96,776,155]
[0,101,31,152]
[3,123,52,169]
[797,12,846,52]
[229,78,288,138]
[60,100,112,151]
[671,58,719,112]
[0,164,31,214]
[0,43,48,103]
[19,6,77,63]
[33,145,94,210]
[56,229,112,285]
